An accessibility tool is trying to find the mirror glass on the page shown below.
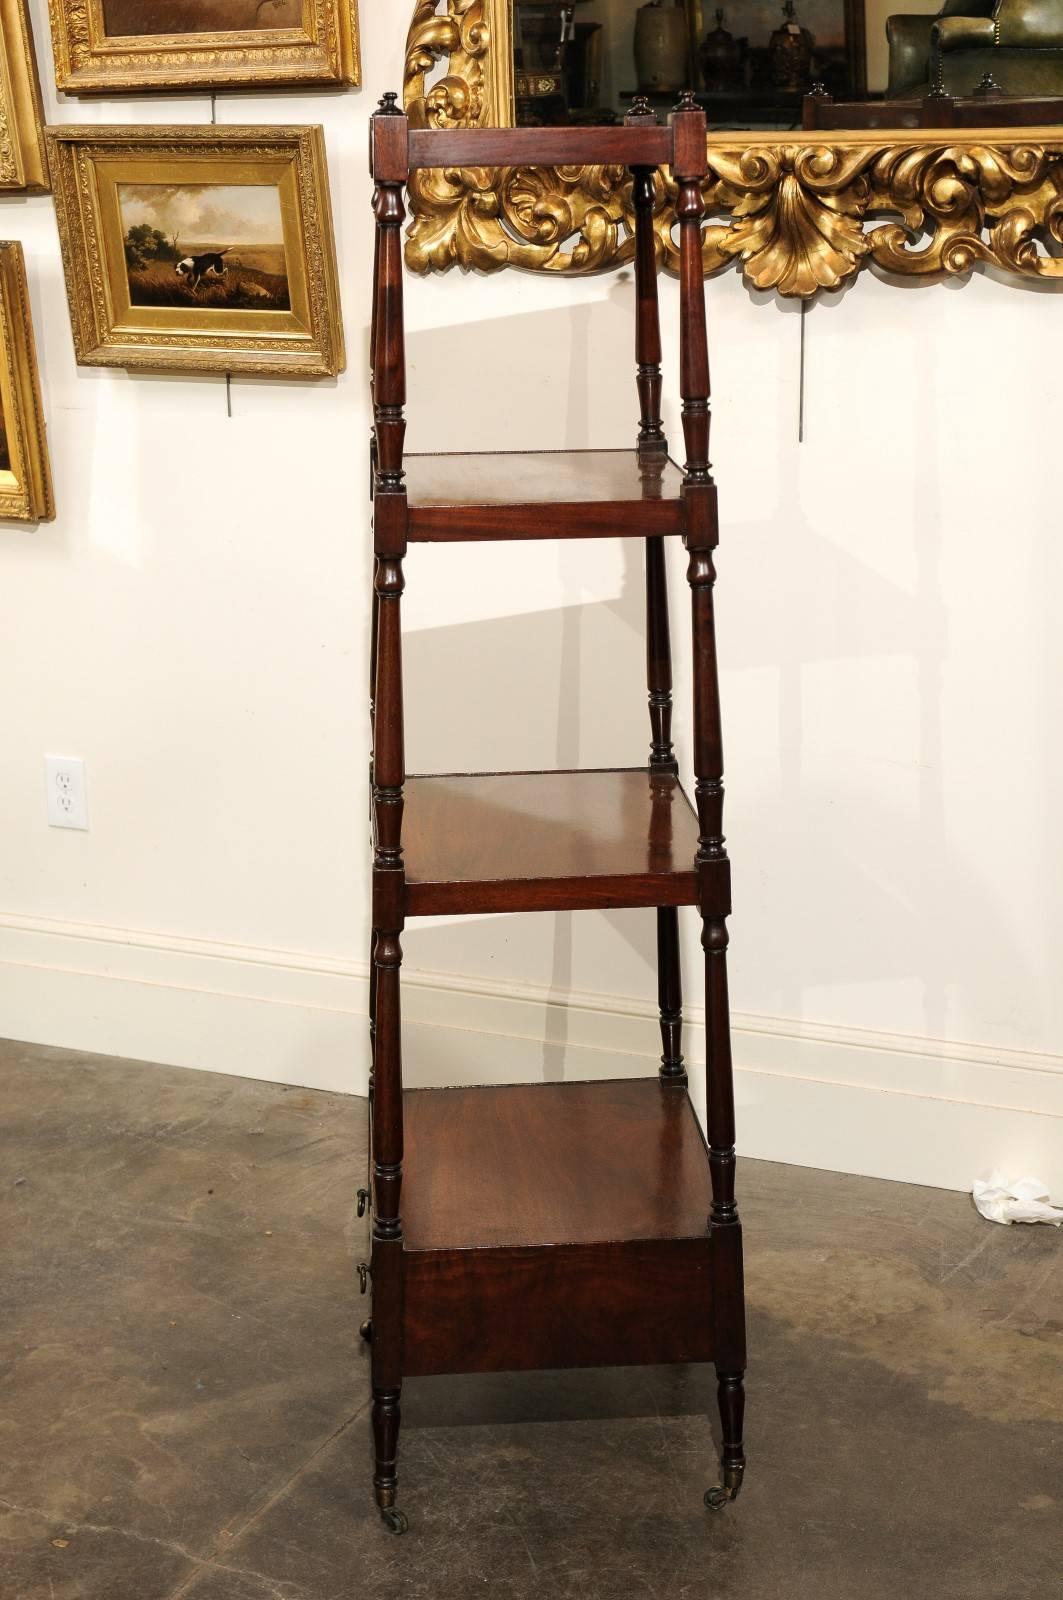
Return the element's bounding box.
[510,0,1063,129]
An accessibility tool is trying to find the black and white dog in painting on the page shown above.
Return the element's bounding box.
[175,247,231,293]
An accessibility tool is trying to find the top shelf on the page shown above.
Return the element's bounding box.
[402,448,686,542]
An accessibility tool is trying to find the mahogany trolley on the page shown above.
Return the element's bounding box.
[364,91,747,1534]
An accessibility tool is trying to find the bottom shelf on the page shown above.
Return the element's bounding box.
[399,1078,716,1377]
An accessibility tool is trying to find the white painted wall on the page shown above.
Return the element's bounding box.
[2,1,1061,1193]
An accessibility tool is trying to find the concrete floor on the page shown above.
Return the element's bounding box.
[1,1039,1060,1600]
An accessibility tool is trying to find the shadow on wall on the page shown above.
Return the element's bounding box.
[403,274,673,457]
[400,285,677,1076]
[387,291,1032,1073]
[399,550,663,1081]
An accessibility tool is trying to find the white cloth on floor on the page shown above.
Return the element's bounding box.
[971,1171,1063,1225]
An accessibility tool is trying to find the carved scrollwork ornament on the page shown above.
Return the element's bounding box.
[403,0,1063,297]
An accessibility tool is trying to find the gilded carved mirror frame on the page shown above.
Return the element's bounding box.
[404,0,1063,295]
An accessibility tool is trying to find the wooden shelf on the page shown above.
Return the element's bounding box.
[404,1078,712,1250]
[366,99,747,1516]
[401,1078,716,1376]
[403,448,686,541]
[401,767,700,915]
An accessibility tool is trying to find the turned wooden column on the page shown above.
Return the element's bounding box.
[369,94,410,1531]
[628,99,685,1088]
[673,92,747,1503]
[366,211,380,1221]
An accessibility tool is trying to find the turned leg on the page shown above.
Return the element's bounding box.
[372,1387,405,1533]
[369,99,410,1534]
[358,930,378,1343]
[365,926,378,1176]
[656,907,685,1084]
[631,152,685,1095]
[646,526,684,1091]
[701,915,747,1508]
[716,1372,746,1498]
[685,541,747,1508]
[675,101,749,1500]
[368,564,406,1528]
[369,927,406,1533]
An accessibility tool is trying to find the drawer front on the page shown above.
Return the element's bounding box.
[403,1236,714,1378]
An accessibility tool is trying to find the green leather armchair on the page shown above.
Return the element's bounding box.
[887,0,1063,95]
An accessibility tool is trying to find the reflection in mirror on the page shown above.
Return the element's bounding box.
[510,0,1063,128]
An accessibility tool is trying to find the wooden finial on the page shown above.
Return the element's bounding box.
[377,91,401,115]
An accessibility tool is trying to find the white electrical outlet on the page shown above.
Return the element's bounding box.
[45,755,89,830]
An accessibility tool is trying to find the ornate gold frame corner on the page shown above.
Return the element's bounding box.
[47,124,345,380]
[0,0,49,191]
[406,0,512,131]
[0,241,54,523]
[403,0,1063,296]
[47,0,361,94]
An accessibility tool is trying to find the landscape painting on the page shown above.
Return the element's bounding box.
[0,395,10,473]
[101,0,302,37]
[49,125,344,378]
[119,182,291,312]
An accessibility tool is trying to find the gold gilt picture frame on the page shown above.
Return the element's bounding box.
[0,0,49,191]
[0,242,54,523]
[404,0,1063,300]
[47,125,346,379]
[48,0,360,95]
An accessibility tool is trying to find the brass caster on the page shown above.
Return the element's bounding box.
[380,1506,408,1535]
[359,1319,373,1343]
[704,1463,744,1512]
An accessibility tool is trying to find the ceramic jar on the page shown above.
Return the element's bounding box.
[699,8,744,92]
[769,0,814,90]
[634,0,689,94]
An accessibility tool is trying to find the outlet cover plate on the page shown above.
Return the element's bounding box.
[45,755,89,830]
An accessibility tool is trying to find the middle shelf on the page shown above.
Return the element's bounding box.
[403,447,687,541]
[401,766,701,916]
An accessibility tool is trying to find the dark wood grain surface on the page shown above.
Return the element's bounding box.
[401,1078,716,1376]
[403,1078,712,1251]
[403,1238,714,1376]
[405,449,686,541]
[408,124,673,173]
[403,768,700,915]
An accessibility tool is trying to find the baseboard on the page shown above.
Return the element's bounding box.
[0,911,369,1095]
[1,910,1060,1194]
